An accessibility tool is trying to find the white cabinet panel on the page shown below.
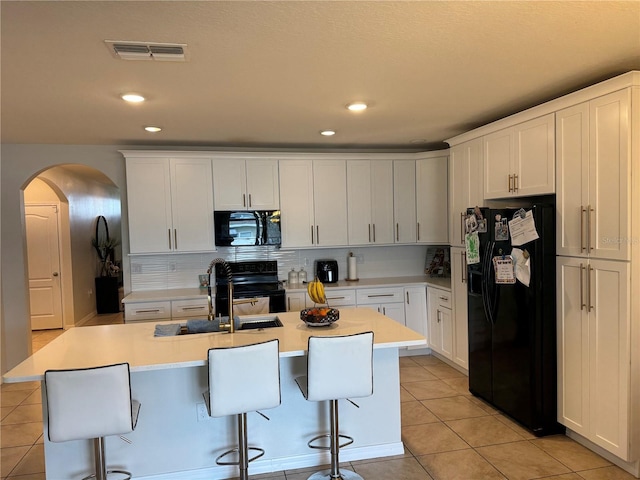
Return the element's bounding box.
[394,160,417,244]
[279,160,315,247]
[124,301,172,322]
[404,286,427,343]
[416,156,449,244]
[323,289,356,307]
[171,298,209,319]
[427,287,453,360]
[449,139,483,247]
[450,247,468,370]
[286,292,306,312]
[212,159,279,210]
[313,160,348,246]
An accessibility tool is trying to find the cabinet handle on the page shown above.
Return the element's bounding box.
[174,229,178,250]
[182,306,205,311]
[243,193,246,207]
[137,309,161,314]
[328,296,345,300]
[581,206,586,251]
[439,296,449,301]
[396,223,399,242]
[383,307,386,315]
[368,224,371,243]
[587,264,594,311]
[437,310,441,323]
[508,174,513,192]
[311,225,314,244]
[513,174,519,192]
[316,226,320,244]
[461,251,467,283]
[168,229,172,249]
[248,193,252,207]
[287,298,291,310]
[579,263,585,310]
[460,212,465,244]
[373,224,376,243]
[368,294,394,298]
[588,205,594,252]
[417,222,421,241]
[406,291,410,305]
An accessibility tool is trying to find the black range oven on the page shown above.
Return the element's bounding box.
[214,260,286,316]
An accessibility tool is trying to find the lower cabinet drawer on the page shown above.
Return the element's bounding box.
[171,298,209,318]
[124,301,171,322]
[323,289,356,307]
[356,287,404,305]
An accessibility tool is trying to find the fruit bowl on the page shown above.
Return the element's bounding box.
[300,307,339,327]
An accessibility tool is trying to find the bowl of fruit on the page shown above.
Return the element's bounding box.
[300,307,340,327]
[301,278,339,326]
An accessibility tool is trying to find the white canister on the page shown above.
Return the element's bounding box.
[298,268,307,283]
[288,268,299,285]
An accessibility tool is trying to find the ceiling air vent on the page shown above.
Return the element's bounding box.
[105,41,187,61]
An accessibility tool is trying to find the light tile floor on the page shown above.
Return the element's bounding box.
[1,314,637,479]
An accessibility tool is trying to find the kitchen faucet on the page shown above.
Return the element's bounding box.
[206,258,259,334]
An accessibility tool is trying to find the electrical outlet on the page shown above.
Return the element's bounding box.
[168,262,177,273]
[196,403,208,422]
[355,254,364,264]
[303,258,309,266]
[131,264,142,274]
[87,289,93,296]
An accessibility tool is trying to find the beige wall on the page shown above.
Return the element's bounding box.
[1,144,128,373]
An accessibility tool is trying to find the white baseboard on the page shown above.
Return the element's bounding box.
[75,310,97,327]
[134,443,405,480]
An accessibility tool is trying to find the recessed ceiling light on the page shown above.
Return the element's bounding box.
[144,126,162,133]
[347,102,368,112]
[320,130,336,136]
[121,93,145,103]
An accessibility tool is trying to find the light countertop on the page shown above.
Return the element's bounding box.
[3,308,426,383]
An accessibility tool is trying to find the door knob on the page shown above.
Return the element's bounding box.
[53,272,59,276]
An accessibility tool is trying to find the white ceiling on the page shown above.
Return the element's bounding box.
[2,1,639,151]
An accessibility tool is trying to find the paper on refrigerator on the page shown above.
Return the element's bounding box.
[508,209,539,246]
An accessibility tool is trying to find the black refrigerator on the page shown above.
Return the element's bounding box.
[467,202,561,436]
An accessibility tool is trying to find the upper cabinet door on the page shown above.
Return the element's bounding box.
[212,159,279,210]
[126,157,173,253]
[589,89,630,261]
[556,102,590,257]
[279,160,315,248]
[245,159,280,210]
[416,156,449,244]
[347,160,374,245]
[449,139,483,247]
[393,160,417,244]
[212,159,247,210]
[313,160,348,246]
[371,161,395,244]
[483,114,555,199]
[170,158,215,252]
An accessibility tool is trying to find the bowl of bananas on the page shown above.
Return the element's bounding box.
[301,278,339,327]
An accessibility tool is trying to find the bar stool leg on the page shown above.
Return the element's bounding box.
[94,438,107,480]
[238,413,249,480]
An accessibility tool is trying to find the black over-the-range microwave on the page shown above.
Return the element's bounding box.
[213,210,281,247]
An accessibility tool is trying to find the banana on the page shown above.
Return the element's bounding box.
[307,277,326,304]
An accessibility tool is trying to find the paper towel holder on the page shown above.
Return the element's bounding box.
[346,252,359,281]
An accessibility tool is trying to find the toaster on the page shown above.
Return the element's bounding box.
[315,259,339,283]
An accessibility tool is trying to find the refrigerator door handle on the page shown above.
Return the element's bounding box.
[461,251,467,283]
[481,240,495,324]
[460,212,465,244]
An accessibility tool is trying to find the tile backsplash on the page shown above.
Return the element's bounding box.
[129,245,444,291]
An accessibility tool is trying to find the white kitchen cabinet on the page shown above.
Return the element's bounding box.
[556,256,629,459]
[427,287,453,360]
[279,159,348,247]
[125,297,210,323]
[404,286,427,344]
[126,157,215,254]
[393,160,417,244]
[556,90,630,261]
[483,114,555,199]
[323,288,356,308]
[286,291,306,311]
[347,160,394,245]
[212,158,279,210]
[449,138,483,247]
[450,247,468,370]
[356,287,405,325]
[171,298,209,320]
[416,155,449,244]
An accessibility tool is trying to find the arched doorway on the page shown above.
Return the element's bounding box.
[22,165,122,337]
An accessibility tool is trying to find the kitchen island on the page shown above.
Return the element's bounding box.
[3,308,425,480]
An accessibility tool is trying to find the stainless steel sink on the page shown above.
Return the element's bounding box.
[236,315,283,330]
[155,314,283,336]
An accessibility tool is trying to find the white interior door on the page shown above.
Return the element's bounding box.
[25,205,63,330]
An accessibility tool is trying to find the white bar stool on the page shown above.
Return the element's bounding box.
[44,363,141,480]
[295,331,374,480]
[204,339,281,480]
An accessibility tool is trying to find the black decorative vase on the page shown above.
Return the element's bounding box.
[95,276,120,314]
